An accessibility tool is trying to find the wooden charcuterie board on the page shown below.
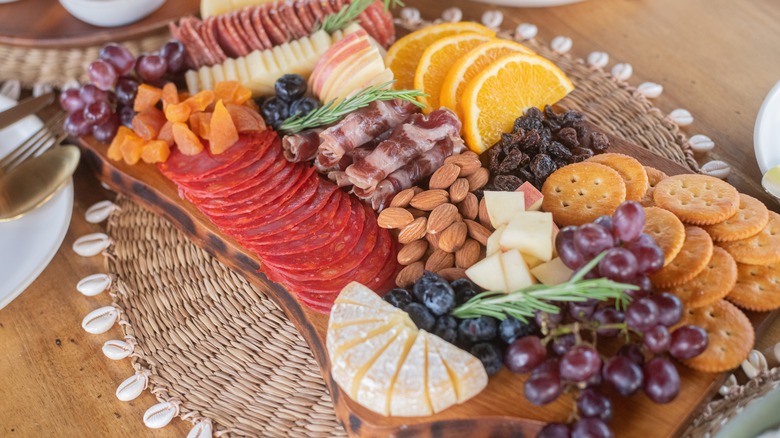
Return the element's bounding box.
[78,126,776,437]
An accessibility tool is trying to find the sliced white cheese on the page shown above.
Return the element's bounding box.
[465,252,507,292]
[499,211,555,262]
[424,332,458,413]
[390,332,432,417]
[531,257,574,286]
[500,249,536,292]
[427,333,488,404]
[331,327,401,397]
[198,65,213,92]
[486,224,507,257]
[357,327,416,415]
[327,318,395,357]
[211,63,225,84]
[184,70,200,96]
[221,58,239,82]
[484,191,525,228]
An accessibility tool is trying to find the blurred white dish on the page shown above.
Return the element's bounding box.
[58,0,165,27]
[755,80,780,174]
[471,0,585,7]
[0,94,73,310]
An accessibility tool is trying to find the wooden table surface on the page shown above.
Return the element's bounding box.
[1,0,779,436]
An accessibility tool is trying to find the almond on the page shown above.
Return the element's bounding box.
[455,239,481,269]
[397,240,428,266]
[458,192,479,220]
[478,196,494,230]
[410,189,449,211]
[464,219,491,246]
[425,249,454,272]
[429,163,461,190]
[437,267,467,282]
[426,231,440,249]
[466,167,489,192]
[406,207,427,218]
[398,217,427,244]
[449,178,470,203]
[377,207,414,229]
[438,221,467,253]
[426,203,459,235]
[389,188,418,208]
[445,152,482,176]
[396,261,424,288]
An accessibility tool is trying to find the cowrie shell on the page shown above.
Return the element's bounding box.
[76,273,112,297]
[701,160,731,179]
[587,51,609,69]
[689,134,714,154]
[72,233,111,257]
[102,339,134,360]
[399,7,421,24]
[718,374,737,396]
[0,80,21,101]
[187,419,213,438]
[669,108,693,126]
[82,306,118,334]
[638,82,664,98]
[33,83,53,98]
[550,36,572,54]
[85,200,118,223]
[611,63,633,81]
[441,7,462,23]
[116,372,148,401]
[515,23,538,40]
[748,350,768,372]
[100,181,112,191]
[144,401,179,429]
[481,10,503,29]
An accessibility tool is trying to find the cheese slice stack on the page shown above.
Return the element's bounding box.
[327,282,488,417]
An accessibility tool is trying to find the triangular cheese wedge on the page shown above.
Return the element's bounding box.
[390,332,432,417]
[331,327,401,397]
[427,334,488,403]
[422,331,458,413]
[326,318,396,357]
[356,327,416,415]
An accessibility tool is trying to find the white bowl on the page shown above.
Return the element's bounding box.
[754,80,780,174]
[470,0,585,7]
[58,0,166,28]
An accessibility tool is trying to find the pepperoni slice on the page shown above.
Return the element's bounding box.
[293,0,316,34]
[239,8,266,51]
[259,4,287,46]
[249,7,274,50]
[278,2,307,39]
[201,17,227,64]
[308,0,325,26]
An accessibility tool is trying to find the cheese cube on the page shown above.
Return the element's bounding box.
[531,257,574,286]
[465,252,507,292]
[499,212,555,262]
[483,191,526,228]
[486,224,507,256]
[500,249,536,292]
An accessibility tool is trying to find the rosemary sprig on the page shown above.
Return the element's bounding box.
[279,81,426,133]
[451,252,637,322]
[320,0,404,33]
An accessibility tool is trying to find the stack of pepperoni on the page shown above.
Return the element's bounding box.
[159,131,399,312]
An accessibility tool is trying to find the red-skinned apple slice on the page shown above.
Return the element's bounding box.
[309,29,372,98]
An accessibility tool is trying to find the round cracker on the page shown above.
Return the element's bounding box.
[651,226,714,287]
[668,247,736,308]
[541,162,626,226]
[587,153,649,201]
[674,299,754,373]
[719,211,780,265]
[643,207,685,266]
[653,174,739,225]
[644,166,669,187]
[702,193,769,242]
[727,262,780,311]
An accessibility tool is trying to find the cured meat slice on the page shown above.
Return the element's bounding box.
[238,9,265,51]
[229,13,253,56]
[177,137,281,188]
[216,15,248,57]
[249,7,274,50]
[317,99,418,167]
[176,18,217,67]
[256,188,346,245]
[277,2,307,39]
[361,2,390,48]
[293,0,316,33]
[282,128,322,162]
[345,108,462,190]
[187,158,290,209]
[319,0,335,15]
[259,4,287,46]
[307,0,325,26]
[202,17,228,64]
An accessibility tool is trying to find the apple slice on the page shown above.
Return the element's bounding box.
[310,29,372,98]
[522,253,545,269]
[499,211,555,262]
[483,191,525,228]
[515,181,544,211]
[321,46,376,103]
[465,252,507,292]
[531,257,574,286]
[331,51,387,101]
[486,224,507,256]
[500,249,536,292]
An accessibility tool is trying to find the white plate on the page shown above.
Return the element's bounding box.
[715,386,780,438]
[754,80,780,174]
[471,0,585,7]
[0,94,74,310]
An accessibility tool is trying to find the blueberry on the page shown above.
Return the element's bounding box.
[412,271,445,302]
[383,288,412,309]
[260,96,289,128]
[451,278,479,305]
[405,303,435,331]
[422,282,456,316]
[274,74,307,102]
[289,97,319,118]
[433,315,458,343]
[498,316,538,345]
[470,343,503,375]
[458,316,498,343]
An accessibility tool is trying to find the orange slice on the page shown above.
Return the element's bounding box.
[413,33,493,113]
[461,53,573,153]
[440,39,533,119]
[385,22,495,91]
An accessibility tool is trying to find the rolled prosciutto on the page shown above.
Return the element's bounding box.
[317,99,418,166]
[282,128,322,162]
[345,108,462,190]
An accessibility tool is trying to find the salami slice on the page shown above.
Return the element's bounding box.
[319,0,335,16]
[216,15,241,58]
[239,8,266,51]
[250,7,274,50]
[227,13,252,56]
[360,3,389,48]
[177,18,216,67]
[259,4,287,46]
[307,0,325,26]
[293,0,316,34]
[202,17,227,64]
[277,2,307,39]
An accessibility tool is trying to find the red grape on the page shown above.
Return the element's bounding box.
[79,84,109,105]
[560,345,601,383]
[617,344,646,366]
[593,215,614,232]
[573,224,614,259]
[669,325,708,360]
[551,333,576,356]
[626,297,660,332]
[556,226,586,270]
[99,43,136,75]
[612,201,645,243]
[160,40,186,73]
[118,106,136,128]
[571,418,613,438]
[524,370,563,405]
[505,336,547,374]
[136,54,168,82]
[624,240,664,274]
[537,423,571,438]
[116,76,139,106]
[59,88,85,114]
[643,357,680,404]
[568,299,597,322]
[643,324,671,353]
[651,292,683,327]
[64,111,93,137]
[593,307,624,337]
[83,100,111,125]
[602,356,643,396]
[92,113,119,144]
[577,388,613,421]
[598,247,638,282]
[87,59,118,91]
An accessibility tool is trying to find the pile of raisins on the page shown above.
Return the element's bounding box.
[485,106,610,191]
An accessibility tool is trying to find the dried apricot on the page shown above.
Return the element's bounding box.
[119,131,144,165]
[158,121,174,146]
[131,107,166,141]
[210,100,239,154]
[185,90,215,112]
[226,103,266,133]
[108,126,131,161]
[172,122,205,155]
[141,140,171,163]
[133,84,163,112]
[214,81,252,105]
[161,82,180,107]
[164,101,192,123]
[188,112,212,140]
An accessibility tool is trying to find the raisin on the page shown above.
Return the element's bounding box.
[518,168,536,183]
[531,154,557,180]
[498,148,525,173]
[591,131,610,151]
[555,127,579,149]
[576,125,591,148]
[487,143,504,171]
[561,110,584,127]
[494,175,523,191]
[546,141,573,161]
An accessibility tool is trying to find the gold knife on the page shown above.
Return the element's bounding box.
[0,92,55,131]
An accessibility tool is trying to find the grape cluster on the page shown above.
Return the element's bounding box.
[383,272,538,376]
[498,201,710,438]
[259,74,320,129]
[59,41,186,143]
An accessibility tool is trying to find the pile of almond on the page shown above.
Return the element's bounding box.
[377,152,496,287]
